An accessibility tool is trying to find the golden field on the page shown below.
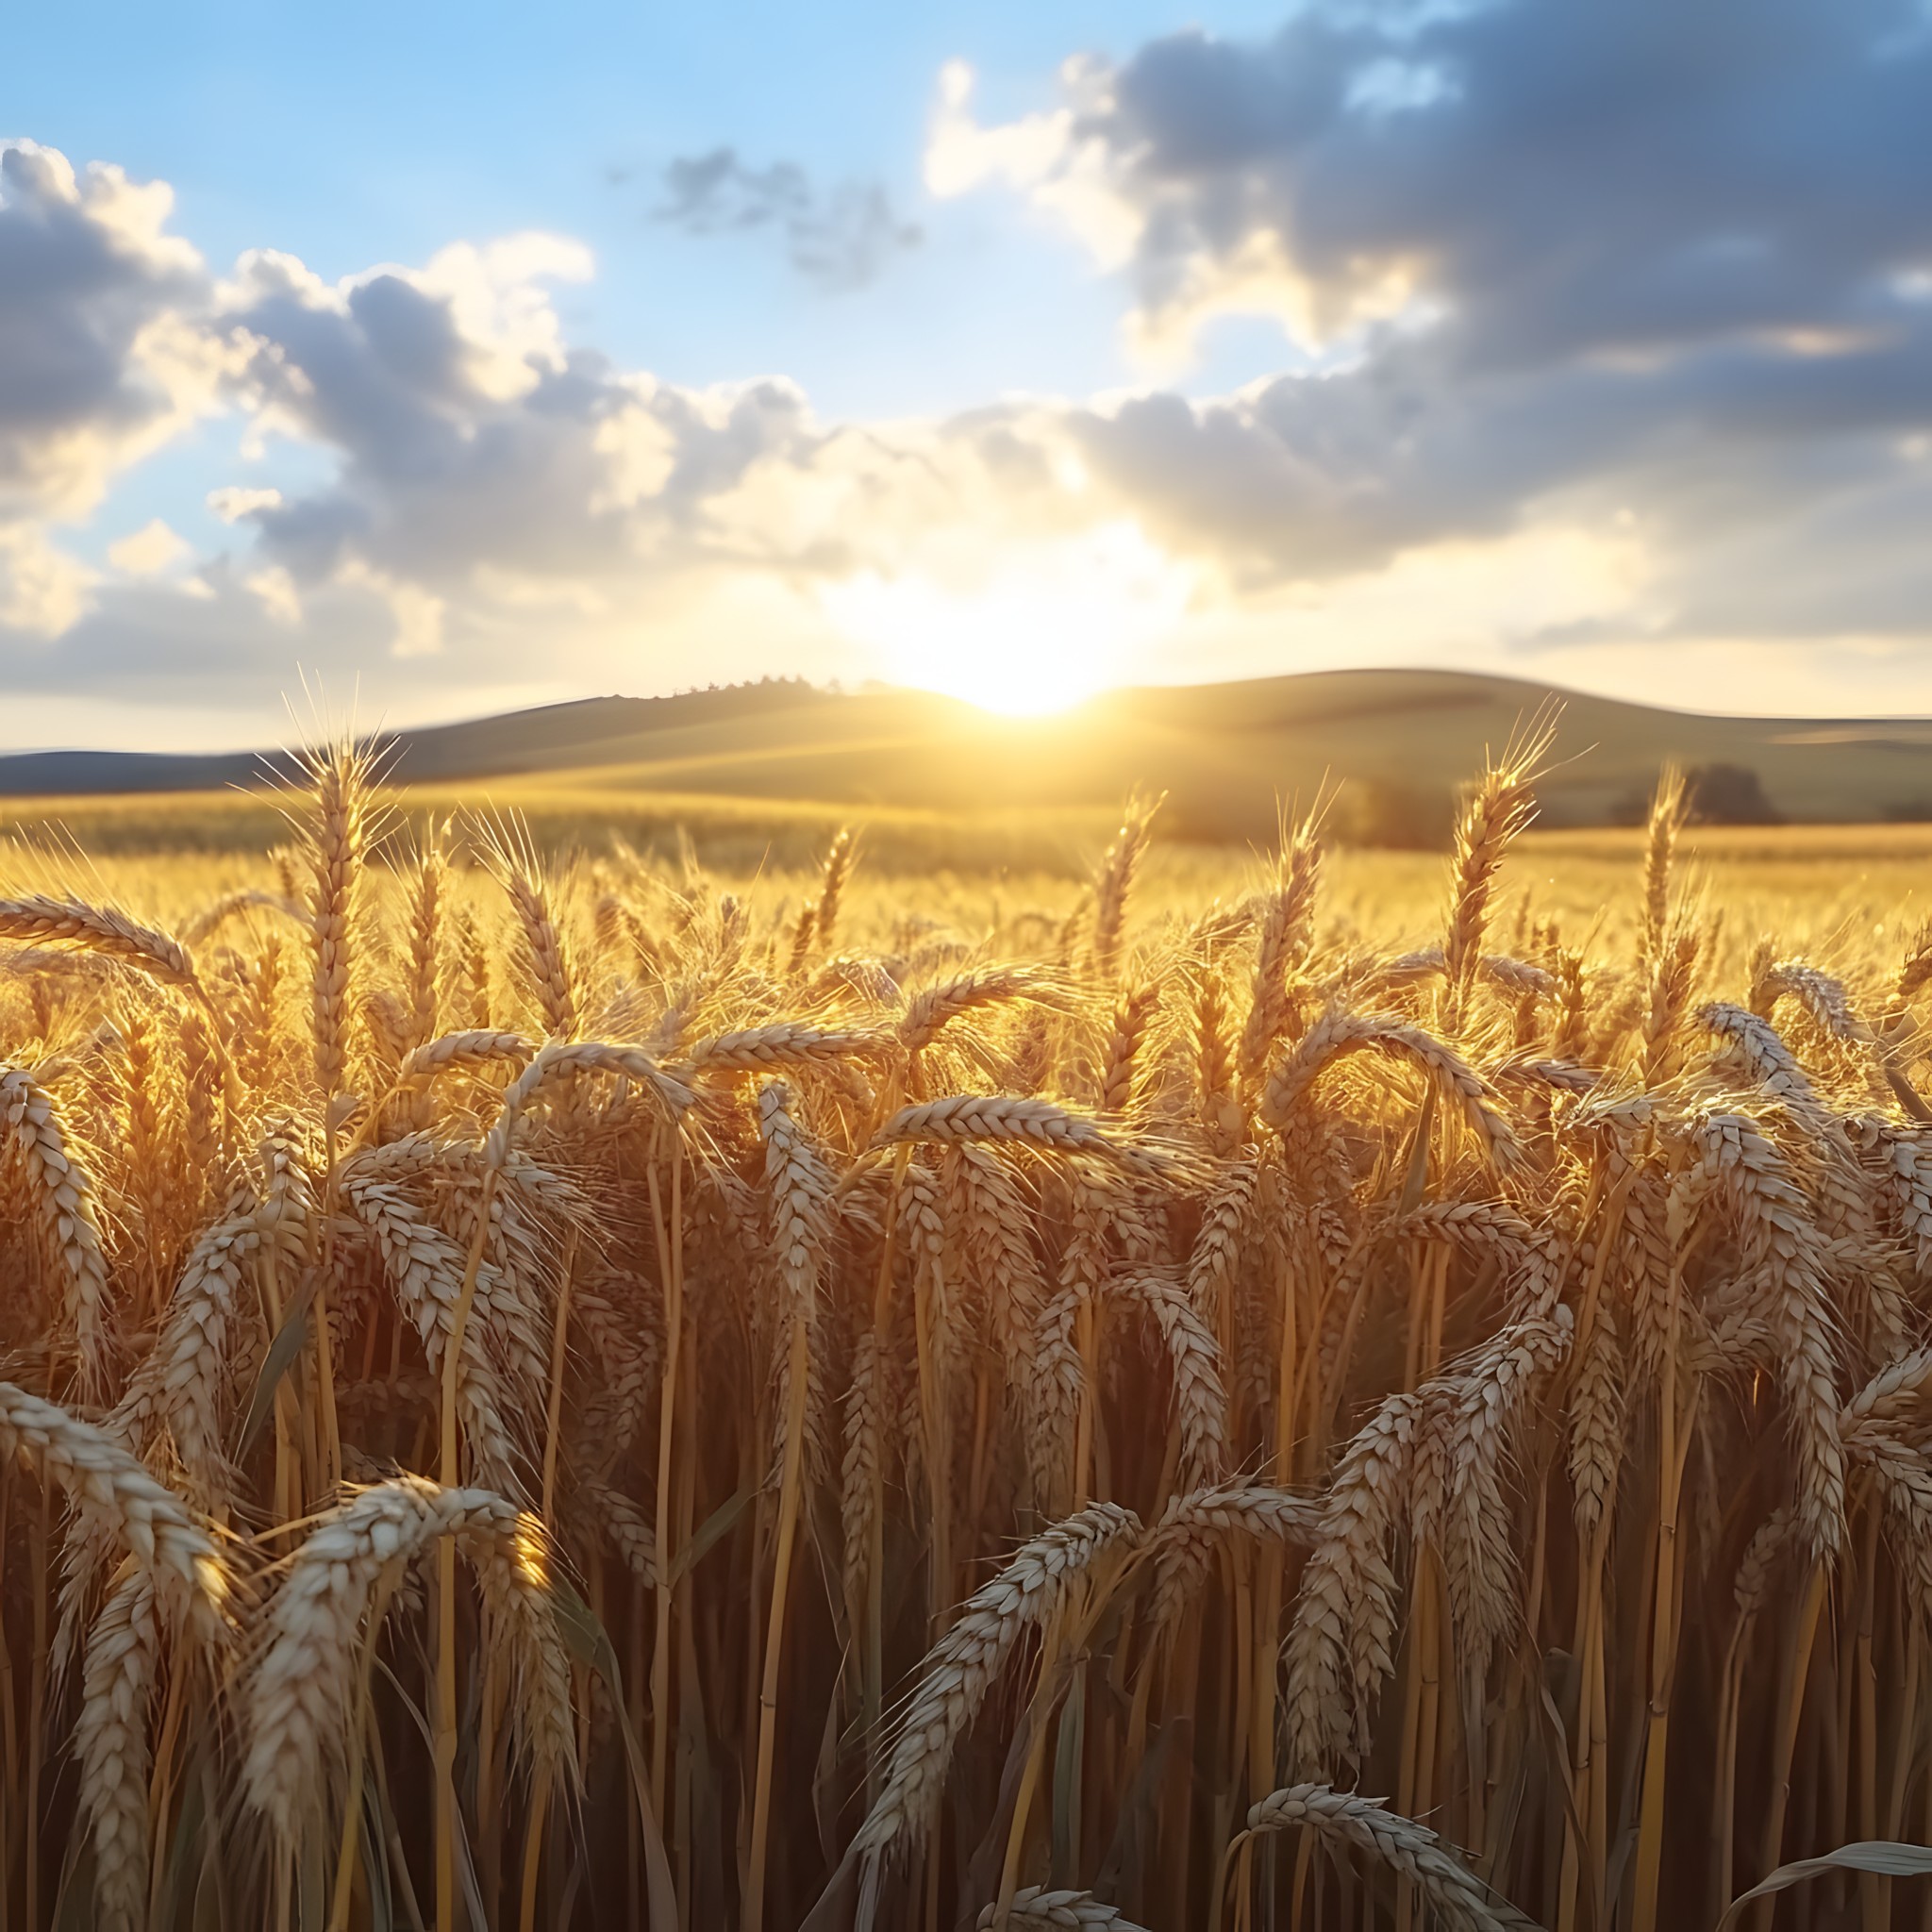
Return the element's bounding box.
[7,730,1932,1930]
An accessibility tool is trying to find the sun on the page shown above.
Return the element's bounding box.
[822,523,1191,716]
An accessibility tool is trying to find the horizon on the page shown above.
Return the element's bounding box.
[8,658,1932,763]
[6,0,1932,747]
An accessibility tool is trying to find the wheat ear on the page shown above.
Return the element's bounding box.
[899,966,1070,1056]
[975,1888,1152,1928]
[1259,1009,1519,1172]
[852,1503,1142,1901]
[1237,1783,1539,1931]
[814,826,856,948]
[242,1476,573,1847]
[75,1568,158,1932]
[681,1020,884,1076]
[1441,712,1557,1028]
[398,1029,537,1082]
[1,1063,116,1399]
[1147,1483,1323,1631]
[0,893,202,993]
[869,1093,1184,1179]
[488,1039,694,1163]
[0,1381,229,1636]
[1282,1391,1418,1771]
[301,736,373,1101]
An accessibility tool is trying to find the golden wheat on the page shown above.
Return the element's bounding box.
[4,734,1932,1930]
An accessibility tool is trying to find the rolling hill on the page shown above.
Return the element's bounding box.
[4,669,1931,850]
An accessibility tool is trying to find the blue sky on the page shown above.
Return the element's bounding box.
[9,1,1291,414]
[4,0,1932,746]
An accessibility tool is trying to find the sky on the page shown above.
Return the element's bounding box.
[4,0,1932,749]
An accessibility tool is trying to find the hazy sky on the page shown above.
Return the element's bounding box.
[4,0,1932,747]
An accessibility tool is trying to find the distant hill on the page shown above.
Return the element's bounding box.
[0,680,836,795]
[5,670,1932,842]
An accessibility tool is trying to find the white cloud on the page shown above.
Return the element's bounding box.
[340,559,446,657]
[387,579,446,658]
[925,59,1141,273]
[208,485,283,523]
[0,142,229,523]
[108,518,189,575]
[244,564,301,625]
[0,525,96,637]
[411,233,594,401]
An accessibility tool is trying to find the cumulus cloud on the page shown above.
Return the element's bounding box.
[0,142,228,524]
[922,0,1932,655]
[653,147,922,291]
[930,0,1932,365]
[0,165,1077,711]
[221,244,824,594]
[208,485,282,523]
[0,525,95,637]
[108,518,189,575]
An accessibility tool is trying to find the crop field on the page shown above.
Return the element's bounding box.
[6,725,1932,1931]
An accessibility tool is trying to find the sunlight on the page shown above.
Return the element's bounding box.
[821,522,1191,715]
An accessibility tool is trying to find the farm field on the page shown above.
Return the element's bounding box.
[13,667,1932,845]
[5,726,1932,1930]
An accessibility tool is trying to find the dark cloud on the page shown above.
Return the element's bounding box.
[654,147,922,291]
[1074,0,1932,367]
[0,143,213,524]
[931,0,1932,636]
[1061,322,1932,590]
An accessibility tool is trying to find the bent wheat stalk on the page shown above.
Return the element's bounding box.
[1231,1783,1537,1932]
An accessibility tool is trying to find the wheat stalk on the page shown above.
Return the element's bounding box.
[1236,1783,1539,1930]
[0,1382,230,1636]
[75,1567,158,1932]
[1259,1009,1520,1172]
[2,1062,117,1398]
[975,1888,1151,1928]
[852,1502,1142,1907]
[242,1476,571,1847]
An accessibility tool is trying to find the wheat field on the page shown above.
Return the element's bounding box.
[4,724,1932,1931]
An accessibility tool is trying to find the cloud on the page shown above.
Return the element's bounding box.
[0,142,227,524]
[108,518,189,575]
[654,147,922,291]
[930,0,1932,367]
[219,242,831,597]
[0,524,95,637]
[208,485,282,523]
[916,0,1932,655]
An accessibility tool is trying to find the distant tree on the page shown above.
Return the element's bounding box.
[1336,779,1455,850]
[1606,783,1654,827]
[1686,763,1784,825]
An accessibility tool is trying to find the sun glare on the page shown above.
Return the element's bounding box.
[822,523,1191,716]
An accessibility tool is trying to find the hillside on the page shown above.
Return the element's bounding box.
[4,669,1931,846]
